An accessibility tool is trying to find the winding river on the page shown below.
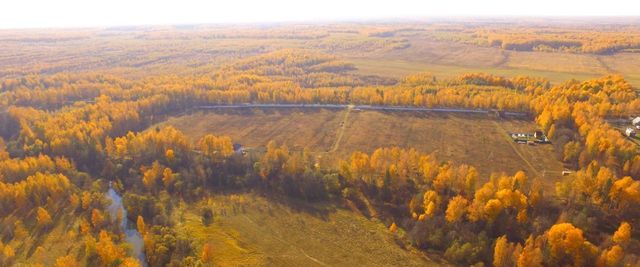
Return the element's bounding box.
[106,183,147,265]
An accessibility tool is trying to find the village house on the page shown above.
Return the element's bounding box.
[626,127,637,137]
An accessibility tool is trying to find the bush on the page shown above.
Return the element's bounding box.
[201,207,213,226]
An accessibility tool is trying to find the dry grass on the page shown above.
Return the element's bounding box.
[360,37,508,67]
[6,211,86,266]
[339,111,565,184]
[347,57,602,85]
[347,38,639,86]
[505,51,608,74]
[599,52,640,85]
[158,109,566,188]
[158,109,342,151]
[172,193,440,266]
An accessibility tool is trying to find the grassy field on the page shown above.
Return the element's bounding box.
[159,109,343,150]
[346,37,640,86]
[348,57,604,85]
[5,210,86,266]
[2,27,639,86]
[171,193,441,266]
[157,109,566,187]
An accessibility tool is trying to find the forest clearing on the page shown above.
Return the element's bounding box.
[158,109,564,184]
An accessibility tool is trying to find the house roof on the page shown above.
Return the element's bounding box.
[633,117,640,124]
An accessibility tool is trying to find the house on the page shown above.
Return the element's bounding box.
[633,117,640,126]
[626,127,636,137]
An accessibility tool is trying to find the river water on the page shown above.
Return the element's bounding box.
[106,185,147,265]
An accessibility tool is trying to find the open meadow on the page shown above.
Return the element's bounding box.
[347,37,640,86]
[158,108,565,187]
[171,193,441,266]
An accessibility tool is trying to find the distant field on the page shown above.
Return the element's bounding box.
[346,37,640,86]
[599,52,640,85]
[1,28,638,86]
[158,109,565,187]
[348,57,604,85]
[172,193,440,266]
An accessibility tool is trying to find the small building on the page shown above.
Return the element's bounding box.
[534,130,544,139]
[626,127,637,137]
[633,117,640,126]
[233,143,248,155]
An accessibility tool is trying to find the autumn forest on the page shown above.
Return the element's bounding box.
[1,18,640,267]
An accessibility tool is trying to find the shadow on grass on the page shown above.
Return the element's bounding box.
[188,187,339,222]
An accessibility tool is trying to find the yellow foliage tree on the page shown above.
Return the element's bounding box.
[121,257,142,267]
[597,245,624,267]
[445,195,469,223]
[3,244,15,259]
[36,207,52,227]
[389,222,398,233]
[137,216,146,235]
[484,199,504,221]
[165,149,175,163]
[81,191,92,210]
[91,208,105,228]
[201,243,213,264]
[517,235,543,267]
[547,223,597,266]
[142,161,163,190]
[423,190,440,218]
[612,222,631,245]
[493,235,517,267]
[55,255,79,267]
[95,230,126,266]
[162,167,174,188]
[0,138,8,161]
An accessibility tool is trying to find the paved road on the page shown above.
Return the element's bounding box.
[196,103,529,117]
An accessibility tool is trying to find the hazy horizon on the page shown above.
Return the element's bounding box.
[2,0,640,29]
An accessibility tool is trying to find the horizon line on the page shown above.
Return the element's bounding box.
[1,15,640,30]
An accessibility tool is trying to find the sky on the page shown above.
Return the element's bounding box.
[1,0,639,28]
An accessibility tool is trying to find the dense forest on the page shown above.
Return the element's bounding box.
[1,46,640,266]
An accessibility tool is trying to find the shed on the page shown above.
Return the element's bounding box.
[633,117,640,126]
[626,127,636,137]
